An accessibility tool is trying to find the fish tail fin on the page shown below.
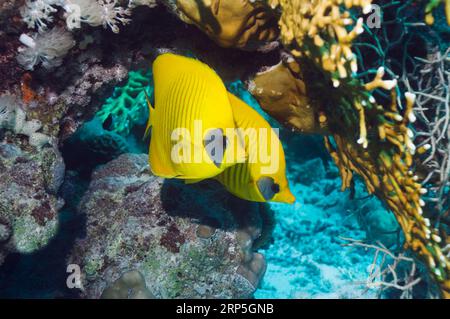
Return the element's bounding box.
[143,89,154,140]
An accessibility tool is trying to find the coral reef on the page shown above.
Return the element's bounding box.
[0,142,65,264]
[62,116,131,173]
[69,153,270,298]
[263,0,450,297]
[0,0,448,299]
[100,270,155,299]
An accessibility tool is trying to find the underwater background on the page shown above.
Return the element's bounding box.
[0,0,449,298]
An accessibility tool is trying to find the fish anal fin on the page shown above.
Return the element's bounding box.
[184,178,205,184]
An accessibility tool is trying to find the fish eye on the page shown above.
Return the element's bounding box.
[271,183,280,194]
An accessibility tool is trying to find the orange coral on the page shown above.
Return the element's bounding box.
[20,72,37,104]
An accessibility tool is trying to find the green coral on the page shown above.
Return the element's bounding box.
[96,68,153,135]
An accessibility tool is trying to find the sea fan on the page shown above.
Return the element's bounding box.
[16,27,76,70]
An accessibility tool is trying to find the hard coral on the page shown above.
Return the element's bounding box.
[96,68,152,135]
[268,0,450,297]
[269,0,372,82]
[69,154,269,298]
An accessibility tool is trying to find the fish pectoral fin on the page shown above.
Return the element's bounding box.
[143,90,154,140]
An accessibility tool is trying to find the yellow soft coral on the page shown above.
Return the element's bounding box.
[269,0,372,82]
[270,0,450,297]
[324,90,450,297]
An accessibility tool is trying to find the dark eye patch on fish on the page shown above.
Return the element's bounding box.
[204,128,227,168]
[257,176,280,201]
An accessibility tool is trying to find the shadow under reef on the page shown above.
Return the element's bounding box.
[0,171,89,298]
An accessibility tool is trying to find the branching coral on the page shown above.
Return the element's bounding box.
[403,49,450,225]
[266,0,450,297]
[17,26,76,70]
[270,0,372,84]
[342,237,423,298]
[96,68,153,135]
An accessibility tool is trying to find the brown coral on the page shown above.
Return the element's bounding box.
[250,59,328,134]
[175,0,279,50]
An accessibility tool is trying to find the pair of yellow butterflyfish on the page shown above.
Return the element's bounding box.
[144,53,295,204]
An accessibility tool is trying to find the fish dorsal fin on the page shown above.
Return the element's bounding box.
[143,90,154,140]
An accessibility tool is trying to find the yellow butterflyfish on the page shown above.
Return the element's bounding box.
[144,53,245,179]
[213,93,295,204]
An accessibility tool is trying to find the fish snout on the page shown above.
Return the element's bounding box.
[276,188,296,204]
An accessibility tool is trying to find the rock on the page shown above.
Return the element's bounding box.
[69,153,270,299]
[0,143,65,263]
[293,158,326,186]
